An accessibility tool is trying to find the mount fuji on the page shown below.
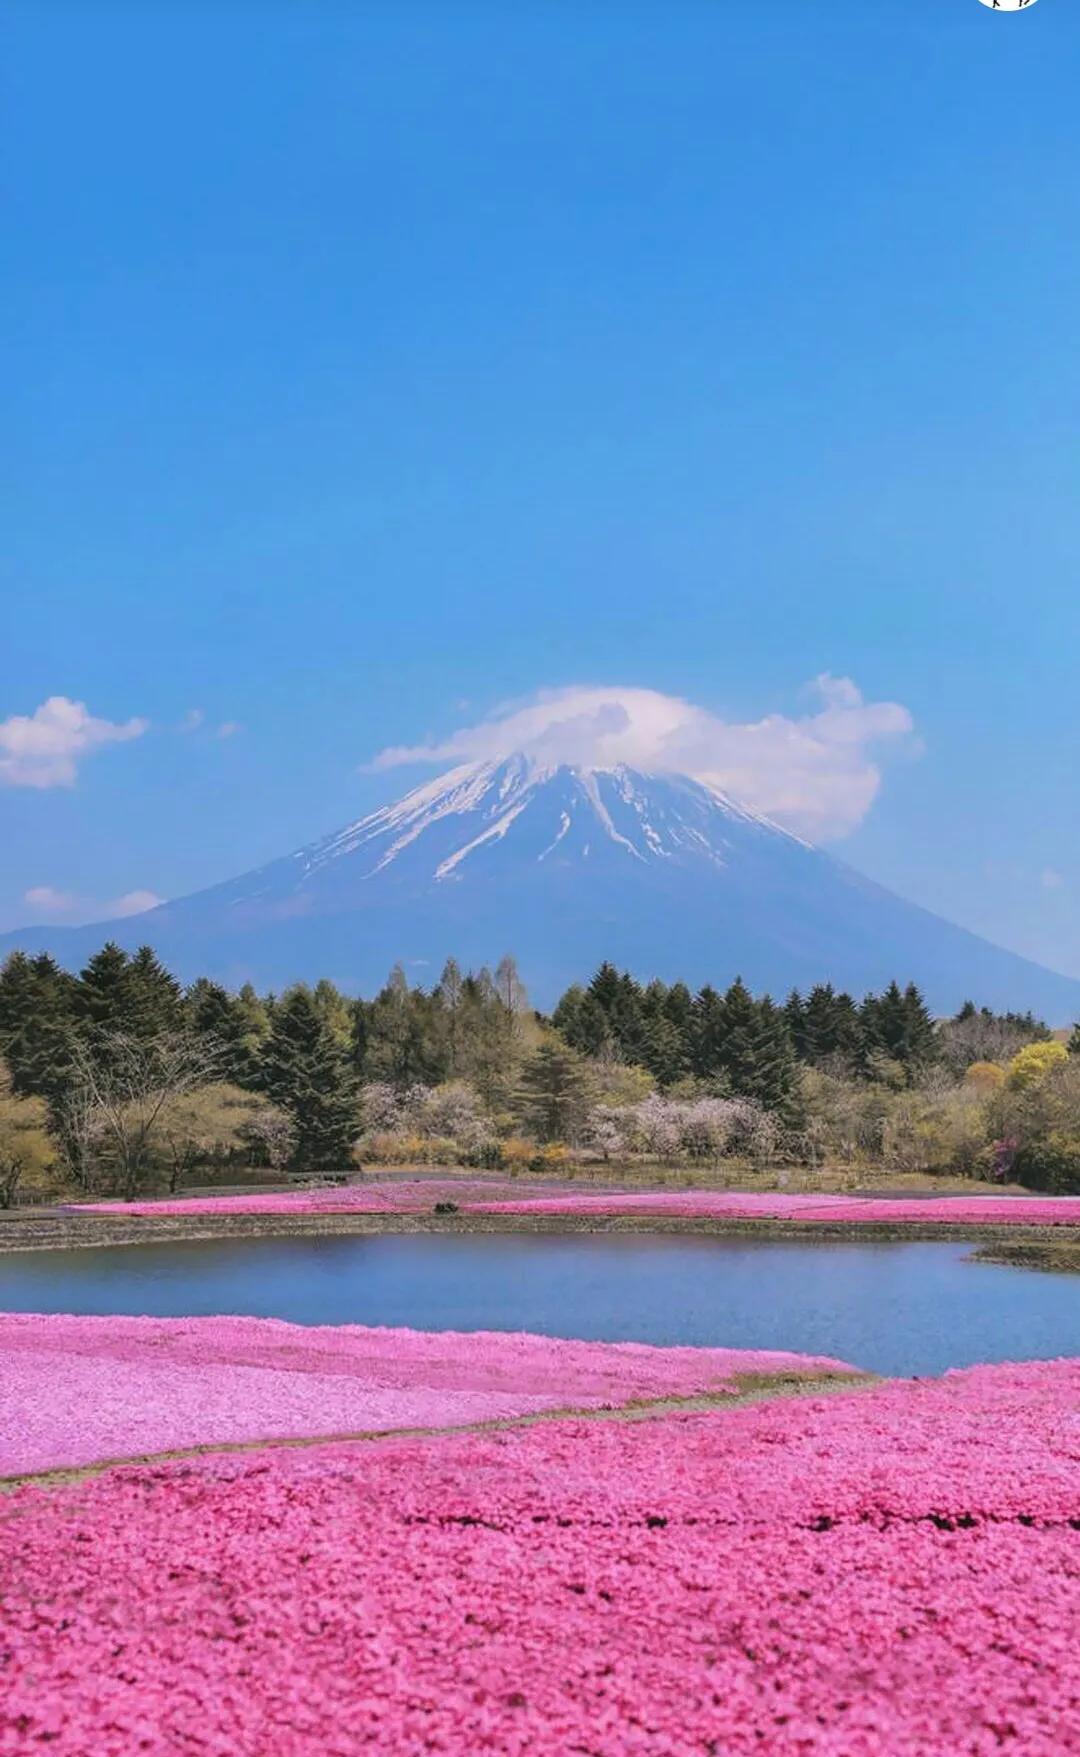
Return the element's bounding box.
[5,756,1080,1018]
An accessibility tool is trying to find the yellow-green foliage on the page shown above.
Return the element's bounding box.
[964,1061,1006,1092]
[500,1136,538,1173]
[0,1068,56,1205]
[156,1083,267,1163]
[587,1062,655,1106]
[534,1141,570,1167]
[1007,1041,1069,1090]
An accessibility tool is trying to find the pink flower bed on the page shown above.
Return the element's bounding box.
[482,1189,1080,1226]
[72,1181,1080,1226]
[1,1358,1076,1755]
[0,1314,849,1476]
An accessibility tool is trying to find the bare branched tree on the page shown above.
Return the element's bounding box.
[0,1154,23,1210]
[68,1031,224,1198]
[53,1081,109,1194]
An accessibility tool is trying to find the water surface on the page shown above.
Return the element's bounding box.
[2,1233,1077,1376]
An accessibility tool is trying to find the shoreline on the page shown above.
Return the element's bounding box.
[4,1205,1080,1262]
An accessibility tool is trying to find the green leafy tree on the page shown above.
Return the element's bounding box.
[312,978,354,1047]
[516,1040,592,1144]
[360,966,446,1088]
[434,957,466,1075]
[261,987,360,1171]
[236,983,272,1052]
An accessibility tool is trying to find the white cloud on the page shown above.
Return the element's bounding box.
[22,885,164,924]
[179,708,205,733]
[0,696,147,789]
[370,677,917,842]
[23,886,80,916]
[109,889,166,918]
[216,720,242,739]
[1040,868,1065,891]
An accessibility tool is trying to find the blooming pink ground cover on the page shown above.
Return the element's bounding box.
[73,1180,1080,1226]
[1,1358,1077,1755]
[0,1314,850,1476]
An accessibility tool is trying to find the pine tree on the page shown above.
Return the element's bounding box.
[552,984,586,1047]
[516,1041,592,1143]
[0,952,77,1104]
[609,972,647,1064]
[901,982,938,1067]
[261,987,359,1171]
[801,983,861,1067]
[696,978,799,1113]
[553,986,612,1058]
[752,996,800,1117]
[126,946,184,1037]
[1069,1023,1080,1057]
[833,992,863,1064]
[75,943,133,1030]
[860,981,936,1080]
[587,962,623,1016]
[713,978,762,1096]
[641,1011,686,1087]
[783,990,808,1059]
[690,985,727,1079]
[186,978,257,1086]
[664,981,694,1056]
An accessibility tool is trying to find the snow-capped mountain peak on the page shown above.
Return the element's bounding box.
[6,754,1080,1022]
[296,756,802,887]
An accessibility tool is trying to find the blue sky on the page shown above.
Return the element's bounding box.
[4,0,1079,975]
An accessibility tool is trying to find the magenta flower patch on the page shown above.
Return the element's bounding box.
[1,1357,1076,1755]
[72,1180,1080,1226]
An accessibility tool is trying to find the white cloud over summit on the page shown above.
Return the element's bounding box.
[0,696,147,788]
[371,677,916,841]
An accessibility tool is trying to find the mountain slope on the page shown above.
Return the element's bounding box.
[4,757,1079,1019]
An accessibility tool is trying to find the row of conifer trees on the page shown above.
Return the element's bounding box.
[0,941,1059,1173]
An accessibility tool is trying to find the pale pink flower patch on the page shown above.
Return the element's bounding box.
[0,1314,850,1475]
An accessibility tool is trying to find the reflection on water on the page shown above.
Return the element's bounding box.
[0,1233,1077,1377]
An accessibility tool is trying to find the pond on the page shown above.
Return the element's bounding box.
[1,1233,1078,1376]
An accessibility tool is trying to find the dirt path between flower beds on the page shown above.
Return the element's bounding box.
[5,1208,1080,1257]
[0,1369,874,1493]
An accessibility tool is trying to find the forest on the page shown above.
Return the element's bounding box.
[0,942,1078,1203]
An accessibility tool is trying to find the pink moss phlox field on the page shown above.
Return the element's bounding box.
[73,1181,1080,1226]
[0,1315,850,1475]
[2,1361,1077,1755]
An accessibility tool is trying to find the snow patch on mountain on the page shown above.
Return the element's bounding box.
[288,755,805,891]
